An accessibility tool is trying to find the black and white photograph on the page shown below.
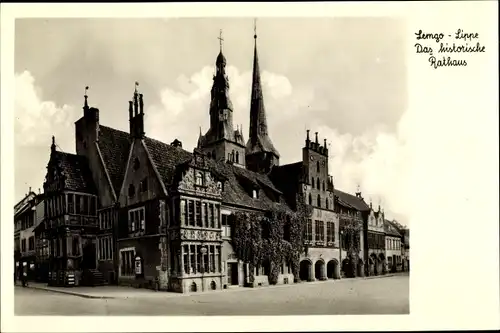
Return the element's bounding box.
[1,2,499,332]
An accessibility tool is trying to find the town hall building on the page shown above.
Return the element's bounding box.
[33,27,400,293]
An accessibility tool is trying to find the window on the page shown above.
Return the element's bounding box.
[180,199,186,225]
[262,221,270,239]
[210,245,215,272]
[98,236,112,260]
[252,189,258,199]
[222,214,232,238]
[75,195,81,214]
[316,161,320,173]
[72,236,80,256]
[188,201,195,226]
[214,205,220,228]
[209,204,214,228]
[195,201,202,226]
[316,178,320,189]
[317,194,321,208]
[183,245,189,274]
[128,184,136,198]
[196,172,204,186]
[21,239,26,252]
[28,236,35,251]
[305,219,313,241]
[236,152,239,164]
[212,150,215,159]
[311,177,315,189]
[83,196,89,215]
[128,207,145,233]
[308,193,312,205]
[120,248,135,276]
[327,222,335,243]
[325,198,329,210]
[140,178,148,192]
[203,202,208,227]
[190,245,196,274]
[315,220,324,242]
[68,194,74,214]
[133,158,140,171]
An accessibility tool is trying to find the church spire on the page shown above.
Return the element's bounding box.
[246,19,280,173]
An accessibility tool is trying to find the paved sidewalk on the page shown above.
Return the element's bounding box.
[15,272,407,300]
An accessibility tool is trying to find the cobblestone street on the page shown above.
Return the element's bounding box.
[15,274,409,316]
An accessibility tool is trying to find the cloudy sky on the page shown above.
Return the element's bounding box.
[15,17,408,224]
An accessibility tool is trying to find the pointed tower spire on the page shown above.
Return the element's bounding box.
[246,18,280,173]
[51,135,56,153]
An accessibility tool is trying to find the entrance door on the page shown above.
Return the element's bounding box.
[81,241,97,270]
[227,262,238,285]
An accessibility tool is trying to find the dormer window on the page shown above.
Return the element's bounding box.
[252,189,258,199]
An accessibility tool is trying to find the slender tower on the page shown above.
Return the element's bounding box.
[245,19,280,173]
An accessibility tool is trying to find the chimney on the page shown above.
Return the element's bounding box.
[139,94,144,114]
[315,132,319,144]
[133,91,139,116]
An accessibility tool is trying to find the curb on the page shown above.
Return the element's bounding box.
[16,285,115,299]
[17,273,406,300]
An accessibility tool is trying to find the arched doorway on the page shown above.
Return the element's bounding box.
[327,259,340,279]
[341,259,351,278]
[299,259,312,282]
[378,253,387,274]
[357,259,365,277]
[314,259,325,280]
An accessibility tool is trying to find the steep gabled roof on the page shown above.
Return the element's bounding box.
[96,124,289,213]
[52,151,97,194]
[384,219,402,237]
[143,136,193,185]
[334,189,370,211]
[98,126,131,194]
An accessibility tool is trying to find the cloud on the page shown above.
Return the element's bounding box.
[14,68,411,225]
[15,70,77,150]
[144,65,410,225]
[15,70,77,201]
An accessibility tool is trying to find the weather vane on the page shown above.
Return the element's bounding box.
[254,18,257,38]
[85,86,89,96]
[218,29,224,51]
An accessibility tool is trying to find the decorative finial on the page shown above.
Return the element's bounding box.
[84,86,89,107]
[135,81,139,94]
[52,135,55,146]
[254,18,257,39]
[218,29,224,52]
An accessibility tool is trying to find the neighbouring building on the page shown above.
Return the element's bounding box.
[32,28,407,292]
[14,190,37,281]
[364,203,387,276]
[384,219,403,273]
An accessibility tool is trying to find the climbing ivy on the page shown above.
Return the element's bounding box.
[340,214,363,278]
[232,195,312,285]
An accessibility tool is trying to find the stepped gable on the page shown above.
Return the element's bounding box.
[98,125,132,193]
[334,188,370,211]
[53,151,97,193]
